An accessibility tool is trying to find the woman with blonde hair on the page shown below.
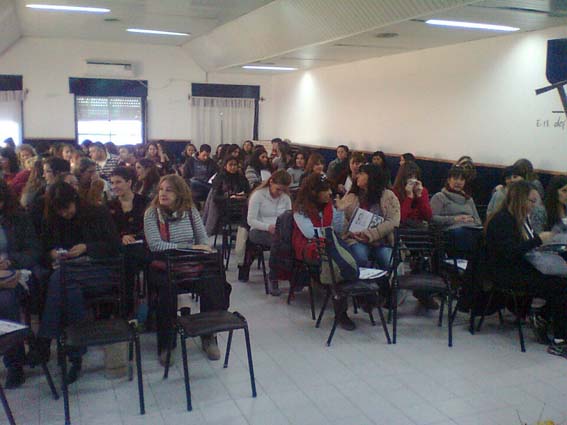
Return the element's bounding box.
[486,180,567,357]
[241,170,292,294]
[16,144,36,168]
[144,175,226,363]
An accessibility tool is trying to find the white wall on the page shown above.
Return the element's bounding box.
[270,26,567,172]
[0,37,273,141]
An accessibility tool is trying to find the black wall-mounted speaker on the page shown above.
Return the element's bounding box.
[546,38,567,84]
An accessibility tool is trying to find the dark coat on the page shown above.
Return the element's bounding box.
[182,157,217,183]
[42,205,121,260]
[485,209,542,288]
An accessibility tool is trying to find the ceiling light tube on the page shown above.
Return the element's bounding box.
[26,4,110,13]
[242,65,298,71]
[425,19,519,32]
[127,28,190,36]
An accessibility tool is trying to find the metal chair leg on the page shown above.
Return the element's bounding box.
[326,318,338,346]
[243,326,257,398]
[180,334,192,411]
[41,362,60,400]
[59,345,71,425]
[260,252,269,295]
[0,383,16,425]
[448,293,453,348]
[512,294,526,352]
[135,335,145,415]
[224,331,233,368]
[316,290,330,328]
[392,288,398,344]
[376,306,391,344]
[128,340,134,381]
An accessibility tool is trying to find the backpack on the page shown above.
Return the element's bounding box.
[317,227,359,286]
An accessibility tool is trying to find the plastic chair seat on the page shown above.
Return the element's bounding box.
[177,311,247,338]
[397,272,447,291]
[65,318,133,347]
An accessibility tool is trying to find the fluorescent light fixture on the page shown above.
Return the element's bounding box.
[242,65,298,71]
[425,19,519,32]
[127,28,190,37]
[26,4,110,13]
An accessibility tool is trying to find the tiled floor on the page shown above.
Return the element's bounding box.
[4,263,567,425]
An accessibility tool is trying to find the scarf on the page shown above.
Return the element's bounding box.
[156,208,189,242]
[308,202,334,228]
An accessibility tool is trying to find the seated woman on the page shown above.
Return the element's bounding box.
[108,167,149,313]
[182,143,197,161]
[0,148,19,187]
[337,164,400,269]
[486,180,567,357]
[392,161,432,225]
[76,157,109,206]
[36,182,121,384]
[286,150,307,189]
[203,156,250,236]
[245,148,271,189]
[455,156,478,198]
[134,158,160,200]
[392,162,437,309]
[336,152,365,195]
[544,175,567,233]
[299,152,325,186]
[225,144,243,168]
[242,140,254,161]
[370,151,391,186]
[292,174,357,329]
[143,175,225,362]
[272,140,292,171]
[431,165,482,253]
[487,165,524,217]
[0,180,41,388]
[145,141,170,175]
[326,145,349,182]
[244,170,292,295]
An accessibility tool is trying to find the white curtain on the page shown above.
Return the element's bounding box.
[191,96,255,148]
[0,90,23,145]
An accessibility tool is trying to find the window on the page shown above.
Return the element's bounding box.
[0,75,24,145]
[75,96,144,145]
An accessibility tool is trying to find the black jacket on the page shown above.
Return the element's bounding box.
[182,157,217,183]
[1,211,41,269]
[42,205,121,261]
[486,209,541,286]
[211,171,250,204]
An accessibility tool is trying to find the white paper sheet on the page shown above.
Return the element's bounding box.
[358,267,388,280]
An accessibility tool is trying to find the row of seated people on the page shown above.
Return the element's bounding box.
[0,172,228,391]
[224,158,567,359]
[1,136,567,390]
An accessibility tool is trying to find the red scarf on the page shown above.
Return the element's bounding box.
[308,202,334,228]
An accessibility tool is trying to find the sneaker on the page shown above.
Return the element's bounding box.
[529,313,551,345]
[337,313,356,331]
[547,340,567,358]
[159,350,175,367]
[269,280,281,297]
[201,335,221,361]
[5,367,25,389]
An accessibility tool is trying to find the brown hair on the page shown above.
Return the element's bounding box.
[486,180,534,240]
[294,173,331,218]
[252,169,291,195]
[392,162,421,201]
[150,174,194,213]
[304,153,325,174]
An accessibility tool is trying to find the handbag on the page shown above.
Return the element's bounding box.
[312,227,359,286]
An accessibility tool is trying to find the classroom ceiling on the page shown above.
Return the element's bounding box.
[2,0,567,74]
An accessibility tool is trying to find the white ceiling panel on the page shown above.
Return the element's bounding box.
[14,0,274,46]
[0,0,21,55]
